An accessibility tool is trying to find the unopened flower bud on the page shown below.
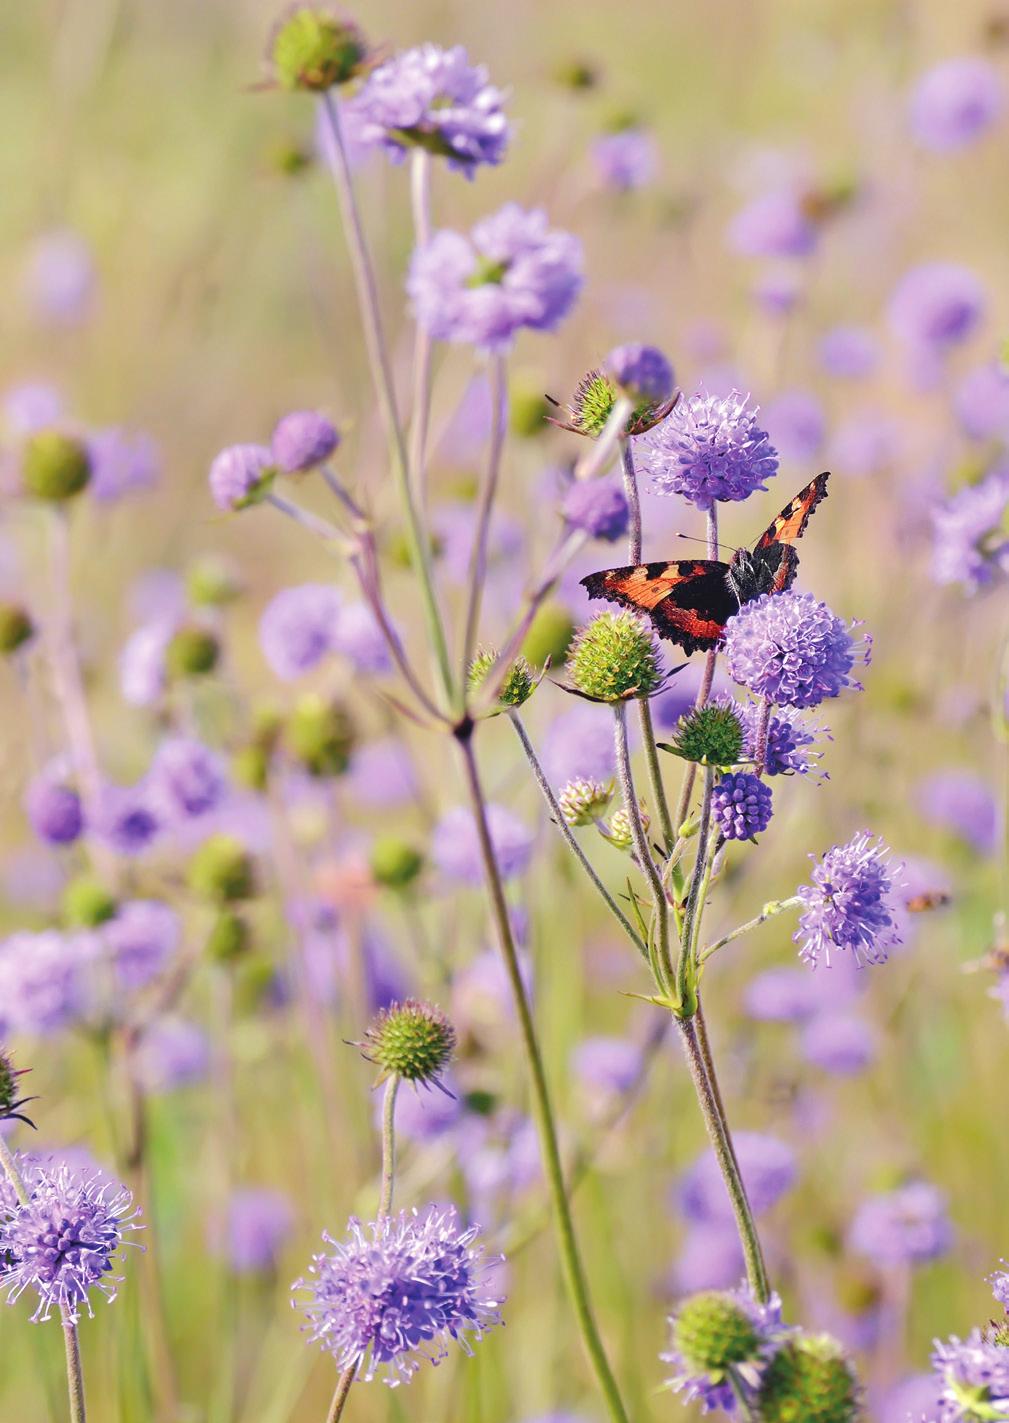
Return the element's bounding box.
[62,875,118,928]
[286,695,355,777]
[370,837,424,891]
[360,999,455,1087]
[268,6,367,91]
[558,778,613,827]
[0,604,34,656]
[568,611,662,701]
[188,834,256,904]
[23,430,91,501]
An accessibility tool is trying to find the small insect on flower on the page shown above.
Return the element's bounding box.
[293,1205,503,1385]
[795,832,903,969]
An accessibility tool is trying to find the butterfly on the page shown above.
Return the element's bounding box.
[580,472,830,654]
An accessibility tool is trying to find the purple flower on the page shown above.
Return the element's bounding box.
[677,1131,797,1224]
[909,57,1003,153]
[636,389,778,511]
[0,931,90,1036]
[208,443,273,511]
[407,204,583,351]
[132,1017,211,1094]
[543,704,616,786]
[751,265,803,318]
[887,263,985,354]
[799,1013,877,1076]
[3,382,65,437]
[606,343,675,403]
[431,500,524,585]
[744,968,823,1023]
[732,698,825,777]
[955,362,1009,441]
[23,229,96,326]
[0,1160,141,1322]
[879,1372,945,1423]
[712,772,773,840]
[216,1189,294,1274]
[259,583,341,680]
[392,1079,463,1142]
[849,1182,952,1267]
[670,1223,746,1294]
[271,411,340,473]
[990,1264,1009,1308]
[293,1205,503,1383]
[763,390,825,464]
[570,1036,643,1097]
[344,739,418,809]
[101,901,179,991]
[24,775,83,845]
[817,325,878,380]
[931,470,1009,594]
[561,477,630,541]
[828,413,902,480]
[591,127,659,192]
[150,737,227,821]
[917,770,999,853]
[86,428,160,503]
[727,191,817,259]
[931,1333,1009,1422]
[347,44,509,175]
[119,619,175,707]
[94,783,160,857]
[332,601,392,675]
[795,832,903,968]
[433,805,533,886]
[724,591,869,709]
[662,1284,785,1415]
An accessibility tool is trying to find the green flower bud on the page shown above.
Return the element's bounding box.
[510,387,550,438]
[286,694,355,777]
[0,604,34,656]
[361,999,456,1086]
[266,136,314,176]
[186,557,242,608]
[521,602,575,669]
[568,610,661,701]
[206,910,251,963]
[468,647,535,709]
[558,777,613,827]
[553,58,599,91]
[756,1333,861,1423]
[188,834,256,904]
[0,1048,33,1127]
[22,431,91,502]
[552,368,674,439]
[62,875,118,929]
[370,836,424,890]
[269,6,366,91]
[672,1291,762,1379]
[664,703,745,767]
[604,801,648,851]
[166,626,220,679]
[233,743,272,793]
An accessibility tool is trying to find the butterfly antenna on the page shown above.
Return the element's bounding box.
[675,532,734,555]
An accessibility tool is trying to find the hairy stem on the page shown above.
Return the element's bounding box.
[62,1313,88,1423]
[674,505,720,835]
[408,151,434,508]
[0,1132,30,1206]
[613,703,674,998]
[461,353,509,697]
[378,1074,400,1219]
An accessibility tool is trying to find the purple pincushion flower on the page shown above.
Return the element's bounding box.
[561,477,630,541]
[216,1189,294,1275]
[344,739,418,809]
[605,343,675,403]
[133,1017,211,1095]
[662,1284,785,1415]
[917,770,999,853]
[0,930,91,1036]
[23,230,96,327]
[150,737,227,821]
[727,191,817,259]
[763,390,825,464]
[332,601,392,675]
[795,832,903,968]
[570,1036,643,1097]
[208,443,273,511]
[3,382,65,437]
[433,805,533,885]
[543,705,616,787]
[0,1161,141,1323]
[94,783,160,857]
[119,619,175,708]
[955,363,1009,441]
[86,428,160,503]
[101,901,179,992]
[259,584,342,680]
[930,1333,1009,1422]
[799,1013,877,1076]
[909,57,1003,153]
[731,698,825,777]
[407,204,583,351]
[677,1131,797,1225]
[636,390,778,511]
[817,325,878,380]
[271,411,340,473]
[931,470,1009,594]
[293,1205,503,1383]
[711,772,773,840]
[887,263,985,354]
[591,127,659,192]
[24,775,83,845]
[849,1182,952,1266]
[724,591,869,709]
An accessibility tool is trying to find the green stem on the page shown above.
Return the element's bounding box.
[460,353,509,700]
[676,765,714,1013]
[62,1313,87,1423]
[408,150,434,509]
[613,703,674,999]
[0,1131,30,1206]
[457,733,631,1423]
[699,898,801,965]
[378,1075,400,1219]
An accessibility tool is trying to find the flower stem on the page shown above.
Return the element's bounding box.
[408,151,434,508]
[0,1131,30,1206]
[752,694,772,776]
[699,897,801,965]
[613,703,674,998]
[325,1368,355,1423]
[378,1075,400,1219]
[456,732,631,1423]
[62,1312,88,1423]
[677,766,714,1012]
[674,505,720,836]
[460,353,509,699]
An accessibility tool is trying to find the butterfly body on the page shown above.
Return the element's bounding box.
[580,472,829,654]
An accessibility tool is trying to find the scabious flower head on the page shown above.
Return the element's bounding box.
[730,697,826,777]
[0,1161,142,1322]
[711,771,773,840]
[605,801,649,851]
[917,769,999,853]
[931,1332,1009,1421]
[931,469,1009,594]
[561,477,630,541]
[678,1132,797,1225]
[795,832,903,968]
[119,619,175,707]
[887,262,985,353]
[346,44,510,175]
[24,774,83,845]
[94,783,160,857]
[567,610,663,701]
[468,647,535,709]
[267,6,366,91]
[432,805,533,885]
[669,702,746,767]
[591,126,659,191]
[724,591,870,710]
[558,777,613,827]
[271,411,340,472]
[955,363,1009,442]
[86,428,160,503]
[208,443,274,511]
[909,57,1003,153]
[0,931,91,1036]
[848,1182,952,1266]
[133,1017,211,1094]
[550,366,676,439]
[800,1013,877,1076]
[259,583,342,680]
[817,325,878,380]
[218,1189,294,1275]
[663,1285,785,1414]
[727,190,818,259]
[570,1036,643,1097]
[293,1205,503,1384]
[360,1000,456,1088]
[407,203,583,351]
[755,1332,861,1423]
[991,1264,1009,1309]
[636,389,778,511]
[149,737,228,821]
[101,901,179,991]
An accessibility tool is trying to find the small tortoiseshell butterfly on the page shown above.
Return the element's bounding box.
[580,472,830,654]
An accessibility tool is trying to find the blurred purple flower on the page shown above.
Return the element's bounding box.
[24,774,84,846]
[259,583,341,680]
[150,737,228,821]
[592,127,659,192]
[727,191,817,259]
[208,443,273,512]
[724,591,869,709]
[86,428,160,503]
[452,946,534,1038]
[543,704,618,786]
[878,1372,945,1423]
[119,619,175,707]
[887,262,985,354]
[712,772,773,840]
[990,1264,1009,1307]
[605,342,675,402]
[344,738,418,808]
[331,601,392,675]
[391,1076,464,1142]
[955,362,1009,441]
[795,832,903,968]
[799,1013,877,1076]
[562,477,630,542]
[931,469,1009,594]
[217,1189,294,1274]
[0,930,91,1036]
[828,412,901,479]
[745,968,823,1023]
[670,1222,746,1293]
[637,389,778,511]
[909,57,1003,153]
[133,1017,211,1094]
[94,783,160,857]
[848,1182,952,1266]
[570,1036,643,1097]
[23,229,96,326]
[678,1131,797,1224]
[763,390,825,464]
[817,325,878,379]
[431,500,524,584]
[271,411,339,473]
[917,770,999,853]
[752,265,803,317]
[3,382,65,436]
[102,901,179,991]
[433,805,533,885]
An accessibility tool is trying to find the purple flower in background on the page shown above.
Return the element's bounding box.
[591,127,659,191]
[23,229,96,326]
[909,57,1003,153]
[392,1078,463,1142]
[217,1189,294,1274]
[670,1223,746,1293]
[452,946,534,1039]
[887,263,985,354]
[150,737,227,821]
[849,1182,952,1266]
[293,1205,503,1383]
[344,739,418,809]
[879,1372,945,1423]
[0,1161,141,1322]
[637,389,778,511]
[119,619,175,707]
[931,1334,1009,1422]
[271,411,340,473]
[571,1036,643,1097]
[763,390,825,464]
[543,704,617,786]
[724,591,869,709]
[24,774,83,845]
[408,204,583,351]
[931,470,1009,593]
[86,428,160,502]
[828,412,901,480]
[917,770,999,853]
[990,1264,1009,1308]
[208,443,273,511]
[795,832,903,968]
[346,44,510,175]
[101,901,179,991]
[606,343,675,403]
[817,325,878,380]
[259,583,341,680]
[799,1013,877,1076]
[752,265,803,317]
[744,968,822,1023]
[133,1017,211,1094]
[562,477,629,541]
[332,601,392,675]
[0,930,90,1036]
[94,783,160,857]
[431,500,524,584]
[678,1131,797,1224]
[433,805,533,885]
[712,772,773,840]
[727,190,817,259]
[733,698,825,777]
[3,382,65,436]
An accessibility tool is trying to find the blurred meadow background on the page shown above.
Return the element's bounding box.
[1,1,1008,1420]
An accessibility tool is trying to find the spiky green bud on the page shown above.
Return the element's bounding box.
[269,6,366,91]
[0,604,34,656]
[186,557,242,608]
[370,836,424,890]
[604,802,648,851]
[756,1333,860,1423]
[62,875,118,929]
[672,1292,762,1379]
[286,694,354,777]
[558,777,613,827]
[361,999,456,1086]
[166,626,220,679]
[568,610,661,702]
[665,703,745,767]
[22,431,91,501]
[187,834,256,904]
[0,1049,32,1127]
[468,647,535,709]
[206,910,251,963]
[521,603,575,669]
[556,369,672,439]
